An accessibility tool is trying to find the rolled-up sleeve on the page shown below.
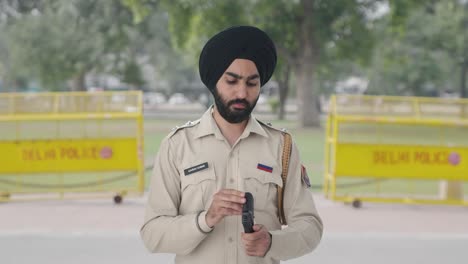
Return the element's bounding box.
[140,138,209,255]
[266,142,323,260]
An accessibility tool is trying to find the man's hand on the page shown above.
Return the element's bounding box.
[241,224,272,257]
[206,189,245,228]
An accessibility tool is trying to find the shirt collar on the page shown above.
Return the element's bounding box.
[243,115,269,138]
[193,106,269,139]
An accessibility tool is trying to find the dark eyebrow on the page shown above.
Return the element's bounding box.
[225,72,242,79]
[225,72,260,81]
[247,74,260,81]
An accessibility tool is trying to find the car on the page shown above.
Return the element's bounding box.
[257,94,268,104]
[168,93,190,104]
[144,92,166,106]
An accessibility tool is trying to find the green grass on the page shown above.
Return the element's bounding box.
[338,123,468,145]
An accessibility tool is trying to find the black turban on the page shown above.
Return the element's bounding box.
[199,26,277,92]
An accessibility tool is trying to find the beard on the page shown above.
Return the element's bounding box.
[212,87,259,124]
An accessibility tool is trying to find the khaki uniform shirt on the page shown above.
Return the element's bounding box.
[141,108,323,264]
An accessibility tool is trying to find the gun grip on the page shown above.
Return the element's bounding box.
[242,192,254,233]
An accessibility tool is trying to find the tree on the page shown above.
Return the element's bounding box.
[367,0,467,97]
[149,0,384,126]
[124,0,448,118]
[138,7,202,95]
[0,0,50,91]
[4,0,147,91]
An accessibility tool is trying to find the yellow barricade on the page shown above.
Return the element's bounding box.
[324,95,468,208]
[0,91,144,203]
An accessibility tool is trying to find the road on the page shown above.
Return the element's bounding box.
[1,194,467,264]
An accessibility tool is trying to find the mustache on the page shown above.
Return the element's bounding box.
[227,99,250,108]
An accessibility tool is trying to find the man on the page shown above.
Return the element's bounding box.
[140,26,323,264]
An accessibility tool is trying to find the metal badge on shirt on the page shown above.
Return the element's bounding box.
[184,162,209,176]
[257,163,273,173]
[301,165,311,188]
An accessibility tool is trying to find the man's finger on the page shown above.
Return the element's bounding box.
[243,240,257,247]
[253,224,263,231]
[242,232,264,241]
[220,189,245,197]
[218,200,243,212]
[246,251,255,256]
[220,194,246,204]
[222,208,242,216]
[245,248,257,255]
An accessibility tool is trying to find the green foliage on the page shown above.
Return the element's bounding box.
[138,8,201,93]
[367,0,466,96]
[121,0,152,24]
[3,0,145,90]
[162,0,380,68]
[267,97,280,113]
[162,0,249,64]
[2,0,466,99]
[160,0,386,126]
[122,61,145,88]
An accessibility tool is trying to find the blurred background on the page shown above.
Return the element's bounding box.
[1,0,468,264]
[1,0,467,123]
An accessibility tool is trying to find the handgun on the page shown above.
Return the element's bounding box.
[242,192,254,233]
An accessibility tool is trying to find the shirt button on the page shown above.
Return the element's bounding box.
[229,178,235,184]
[228,237,233,243]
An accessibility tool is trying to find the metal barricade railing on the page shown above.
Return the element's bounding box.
[0,91,144,203]
[324,95,468,208]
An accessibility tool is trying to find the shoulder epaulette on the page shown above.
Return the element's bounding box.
[256,119,290,135]
[168,119,200,138]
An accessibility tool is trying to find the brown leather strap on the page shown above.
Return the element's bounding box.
[278,132,292,225]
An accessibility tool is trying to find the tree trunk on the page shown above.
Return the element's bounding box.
[461,60,466,98]
[71,72,86,91]
[296,62,320,127]
[462,1,468,98]
[277,64,291,120]
[278,82,287,120]
[296,0,320,127]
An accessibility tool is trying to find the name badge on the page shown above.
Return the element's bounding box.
[184,162,209,176]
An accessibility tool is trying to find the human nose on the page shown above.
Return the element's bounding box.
[235,83,248,99]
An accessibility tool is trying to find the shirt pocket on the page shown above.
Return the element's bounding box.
[180,162,216,212]
[243,161,283,211]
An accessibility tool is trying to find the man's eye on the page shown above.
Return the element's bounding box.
[227,80,237,84]
[247,82,258,87]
